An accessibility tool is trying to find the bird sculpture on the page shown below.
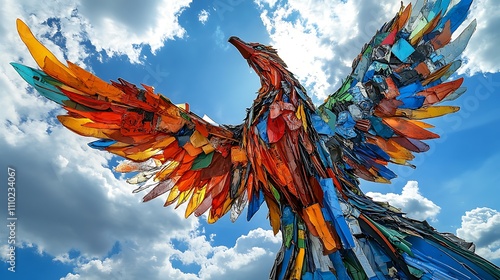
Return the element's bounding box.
[11,0,500,279]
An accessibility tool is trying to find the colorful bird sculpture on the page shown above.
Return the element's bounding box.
[11,0,500,279]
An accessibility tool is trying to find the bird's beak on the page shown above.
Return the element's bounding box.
[229,36,254,59]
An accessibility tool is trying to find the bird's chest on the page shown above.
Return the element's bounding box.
[243,85,311,146]
[242,89,316,172]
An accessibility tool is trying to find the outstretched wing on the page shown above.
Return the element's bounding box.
[318,0,476,184]
[12,19,249,223]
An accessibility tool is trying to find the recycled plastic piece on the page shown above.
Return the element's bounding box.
[435,0,473,32]
[395,105,460,119]
[435,19,477,65]
[391,39,415,62]
[11,63,68,105]
[12,1,500,279]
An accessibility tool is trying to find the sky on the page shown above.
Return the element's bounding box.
[0,0,499,279]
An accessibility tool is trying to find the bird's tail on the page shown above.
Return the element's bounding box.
[270,198,500,280]
[270,205,352,280]
[270,204,392,280]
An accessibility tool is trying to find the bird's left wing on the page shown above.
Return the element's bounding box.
[12,19,249,223]
[318,1,476,184]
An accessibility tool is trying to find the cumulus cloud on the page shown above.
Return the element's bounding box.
[460,0,500,74]
[197,228,281,279]
[80,0,192,62]
[198,9,210,24]
[1,0,192,65]
[58,228,280,280]
[254,0,278,9]
[456,207,500,261]
[366,181,441,221]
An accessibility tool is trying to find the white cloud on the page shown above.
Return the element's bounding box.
[1,0,192,65]
[59,228,280,280]
[254,0,278,9]
[77,0,192,63]
[456,207,500,261]
[460,0,500,74]
[197,228,281,279]
[198,9,210,24]
[367,181,441,221]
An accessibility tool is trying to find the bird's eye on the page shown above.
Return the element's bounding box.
[254,45,264,51]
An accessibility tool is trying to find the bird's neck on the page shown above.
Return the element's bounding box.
[247,60,314,124]
[255,60,291,95]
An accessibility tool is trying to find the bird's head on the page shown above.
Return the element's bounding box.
[229,36,290,90]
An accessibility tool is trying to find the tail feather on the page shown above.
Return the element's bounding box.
[271,195,500,280]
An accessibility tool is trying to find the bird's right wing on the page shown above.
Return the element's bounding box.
[318,0,476,185]
[290,2,500,279]
[12,19,250,223]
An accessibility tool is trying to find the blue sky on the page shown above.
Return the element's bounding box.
[1,0,499,279]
